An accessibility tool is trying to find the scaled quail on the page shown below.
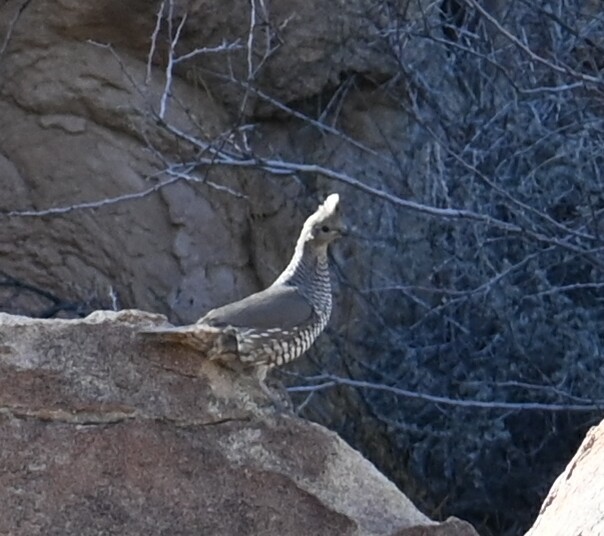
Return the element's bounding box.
[141,193,345,397]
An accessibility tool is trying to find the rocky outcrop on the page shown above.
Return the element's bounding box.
[0,0,415,323]
[0,310,478,536]
[0,0,249,322]
[525,420,604,536]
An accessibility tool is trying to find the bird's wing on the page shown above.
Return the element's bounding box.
[200,284,314,330]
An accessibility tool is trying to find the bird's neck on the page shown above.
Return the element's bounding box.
[272,240,330,293]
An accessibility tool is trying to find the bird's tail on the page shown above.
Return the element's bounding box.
[139,324,238,360]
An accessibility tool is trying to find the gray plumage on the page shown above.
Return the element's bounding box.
[141,193,345,393]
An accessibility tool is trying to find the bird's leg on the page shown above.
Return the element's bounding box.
[255,365,290,411]
[255,365,273,398]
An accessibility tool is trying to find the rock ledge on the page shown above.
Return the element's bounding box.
[0,310,477,536]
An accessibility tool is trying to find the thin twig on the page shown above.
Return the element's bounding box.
[0,0,32,59]
[247,0,256,80]
[3,176,180,217]
[174,40,243,64]
[146,0,166,84]
[287,375,604,412]
[159,0,188,119]
[526,282,604,299]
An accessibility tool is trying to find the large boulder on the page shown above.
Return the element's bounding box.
[0,310,478,536]
[525,420,604,536]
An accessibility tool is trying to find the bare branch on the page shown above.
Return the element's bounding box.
[527,282,604,299]
[146,0,165,84]
[288,375,604,412]
[174,40,244,64]
[3,175,181,218]
[159,0,187,120]
[247,0,256,80]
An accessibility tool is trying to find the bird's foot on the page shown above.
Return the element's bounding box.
[259,379,292,413]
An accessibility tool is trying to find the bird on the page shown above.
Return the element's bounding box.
[141,193,346,399]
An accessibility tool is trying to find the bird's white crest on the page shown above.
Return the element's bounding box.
[305,193,340,228]
[319,193,339,215]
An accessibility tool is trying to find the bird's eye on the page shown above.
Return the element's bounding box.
[321,225,330,233]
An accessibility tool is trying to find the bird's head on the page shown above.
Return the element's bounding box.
[301,193,347,248]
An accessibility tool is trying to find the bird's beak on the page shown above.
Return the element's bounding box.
[338,224,350,237]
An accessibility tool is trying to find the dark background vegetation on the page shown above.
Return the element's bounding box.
[2,1,604,534]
